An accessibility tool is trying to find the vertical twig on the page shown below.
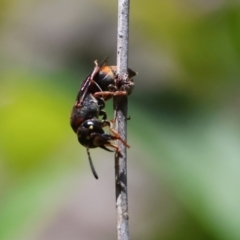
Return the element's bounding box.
[114,0,130,240]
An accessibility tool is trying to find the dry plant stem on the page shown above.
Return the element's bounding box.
[114,0,130,240]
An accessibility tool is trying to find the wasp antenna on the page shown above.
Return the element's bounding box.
[86,147,99,179]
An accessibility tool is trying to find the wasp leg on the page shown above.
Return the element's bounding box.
[74,57,108,107]
[103,143,119,152]
[93,91,127,99]
[99,110,107,120]
[109,127,130,148]
[75,60,102,107]
[103,143,123,157]
[96,97,107,120]
[102,120,130,148]
[99,145,114,152]
[92,60,99,75]
[97,97,105,110]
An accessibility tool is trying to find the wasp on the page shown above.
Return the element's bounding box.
[70,58,136,179]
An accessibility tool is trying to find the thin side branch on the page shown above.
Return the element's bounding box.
[114,0,130,240]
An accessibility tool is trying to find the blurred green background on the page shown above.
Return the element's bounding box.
[1,0,240,239]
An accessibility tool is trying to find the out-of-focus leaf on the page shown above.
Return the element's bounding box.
[0,69,85,240]
[0,71,72,173]
[110,0,240,103]
[0,142,80,240]
[131,105,240,240]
